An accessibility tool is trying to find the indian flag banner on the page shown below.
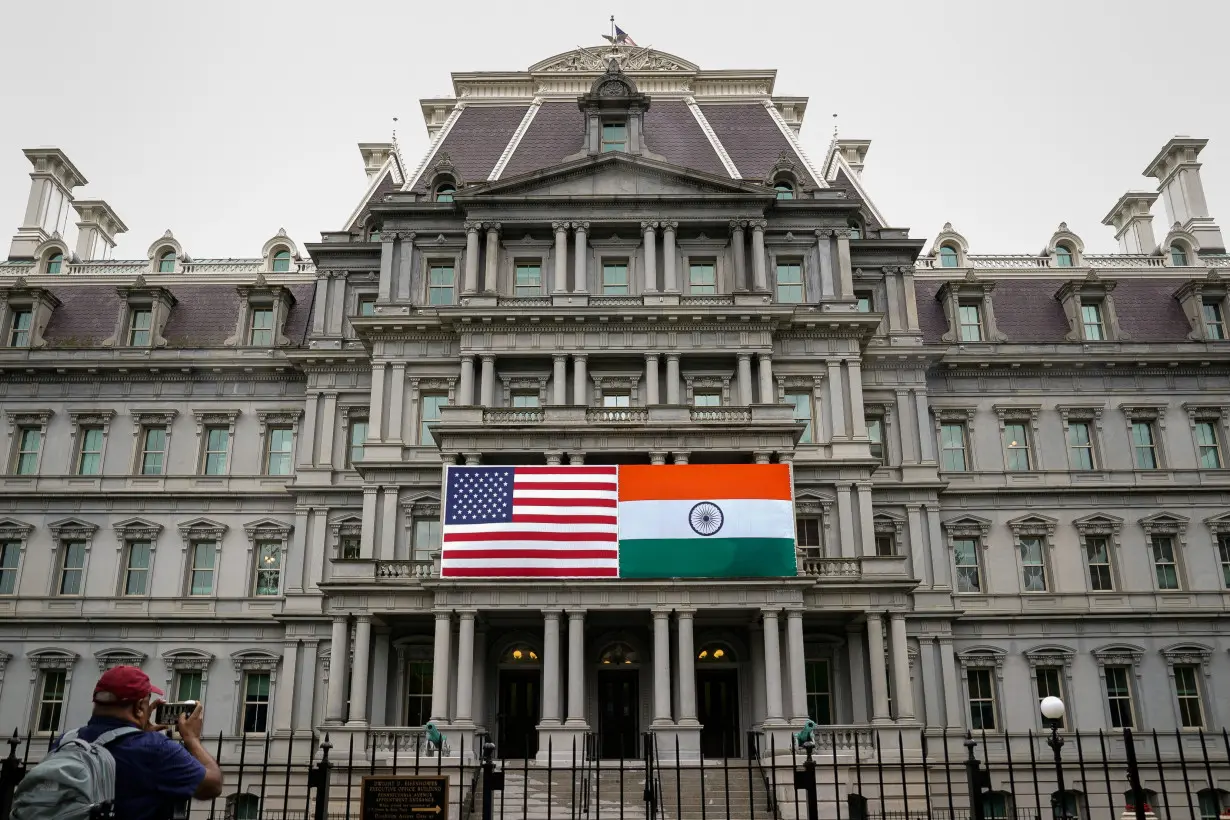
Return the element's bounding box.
[616,464,797,579]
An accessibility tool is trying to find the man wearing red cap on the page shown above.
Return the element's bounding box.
[55,665,222,819]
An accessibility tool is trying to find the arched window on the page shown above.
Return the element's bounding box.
[502,643,539,663]
[1171,244,1190,266]
[158,250,176,273]
[939,244,959,268]
[368,225,382,242]
[1055,244,1073,267]
[599,642,638,665]
[434,183,456,203]
[697,642,736,662]
[272,249,291,272]
[848,222,862,240]
[46,253,63,274]
[774,181,794,200]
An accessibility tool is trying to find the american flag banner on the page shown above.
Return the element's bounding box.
[441,466,619,578]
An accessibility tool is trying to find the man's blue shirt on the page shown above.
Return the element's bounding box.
[57,716,205,820]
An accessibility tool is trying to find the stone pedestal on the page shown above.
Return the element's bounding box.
[649,724,702,762]
[535,725,591,765]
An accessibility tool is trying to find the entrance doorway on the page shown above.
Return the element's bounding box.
[597,670,640,759]
[697,668,740,757]
[497,670,540,759]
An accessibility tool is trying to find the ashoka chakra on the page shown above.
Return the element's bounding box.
[689,502,724,536]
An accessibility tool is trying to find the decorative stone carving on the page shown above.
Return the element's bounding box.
[177,517,228,545]
[27,649,79,677]
[1138,513,1189,550]
[112,517,163,543]
[95,648,147,672]
[1023,646,1076,671]
[590,372,643,406]
[936,271,1007,342]
[941,515,992,540]
[1091,645,1144,669]
[955,647,1007,679]
[534,46,693,73]
[1160,643,1212,673]
[1054,272,1129,342]
[162,650,214,676]
[1173,271,1227,340]
[230,650,280,684]
[498,373,550,406]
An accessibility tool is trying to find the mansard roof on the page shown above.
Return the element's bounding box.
[408,105,532,194]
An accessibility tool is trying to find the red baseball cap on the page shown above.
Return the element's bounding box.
[93,665,165,704]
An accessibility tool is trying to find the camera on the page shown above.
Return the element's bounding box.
[156,700,198,727]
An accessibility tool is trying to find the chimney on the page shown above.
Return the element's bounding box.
[8,148,88,260]
[835,139,872,176]
[1101,192,1159,254]
[72,200,127,261]
[358,143,395,182]
[1143,137,1224,252]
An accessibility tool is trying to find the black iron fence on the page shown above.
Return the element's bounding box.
[1,725,1229,820]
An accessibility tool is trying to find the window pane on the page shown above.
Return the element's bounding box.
[203,427,228,475]
[1195,422,1222,469]
[855,294,872,313]
[1106,666,1134,728]
[1004,423,1030,470]
[1219,535,1230,589]
[1175,666,1203,728]
[1131,422,1157,469]
[349,420,367,466]
[158,252,175,273]
[1152,536,1179,589]
[190,542,215,595]
[124,542,151,596]
[1036,667,1064,726]
[940,423,967,471]
[602,393,630,408]
[866,417,884,462]
[954,538,981,593]
[787,392,813,443]
[76,428,104,475]
[775,263,803,303]
[958,304,983,341]
[1019,537,1047,592]
[249,308,274,345]
[967,669,996,730]
[413,519,441,561]
[254,542,282,595]
[1081,303,1104,340]
[176,671,203,701]
[805,659,833,724]
[129,309,152,345]
[515,264,542,296]
[266,427,292,475]
[939,246,959,267]
[359,297,377,317]
[1067,421,1094,470]
[1171,245,1188,266]
[1085,537,1114,591]
[37,670,67,732]
[243,673,271,732]
[420,394,447,445]
[601,122,627,152]
[0,541,19,595]
[602,263,629,295]
[689,263,716,294]
[10,310,31,346]
[693,393,720,407]
[428,265,455,305]
[1202,301,1225,339]
[59,542,85,595]
[15,427,41,474]
[796,518,821,549]
[141,427,166,475]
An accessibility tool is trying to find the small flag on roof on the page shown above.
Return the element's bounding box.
[602,18,637,47]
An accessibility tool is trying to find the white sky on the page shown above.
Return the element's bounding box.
[1,0,1227,260]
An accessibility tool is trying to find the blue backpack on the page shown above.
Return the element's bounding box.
[10,725,140,820]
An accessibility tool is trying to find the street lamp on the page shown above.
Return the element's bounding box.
[1040,696,1070,820]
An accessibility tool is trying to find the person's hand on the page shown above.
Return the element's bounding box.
[177,702,205,743]
[141,698,169,733]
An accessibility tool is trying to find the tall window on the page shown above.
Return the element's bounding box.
[57,541,86,595]
[128,308,152,346]
[1055,245,1074,267]
[1218,534,1230,589]
[412,518,441,562]
[688,262,716,294]
[47,253,64,275]
[1199,792,1222,820]
[347,419,368,467]
[340,533,360,560]
[514,263,542,297]
[1067,421,1095,470]
[158,251,176,273]
[1151,535,1180,590]
[419,394,447,445]
[140,426,168,475]
[1131,421,1159,469]
[1080,302,1105,340]
[1105,666,1134,729]
[405,659,433,726]
[175,671,203,701]
[796,518,822,557]
[1035,667,1065,727]
[253,542,282,596]
[248,308,274,345]
[0,540,19,594]
[8,309,31,347]
[241,672,271,733]
[1203,300,1226,340]
[940,423,968,471]
[866,416,884,463]
[202,426,228,475]
[272,250,291,272]
[188,542,215,596]
[967,669,997,730]
[601,122,628,152]
[428,264,455,305]
[1019,537,1047,592]
[601,262,629,295]
[957,302,983,341]
[774,181,794,200]
[1085,537,1114,591]
[805,657,833,724]
[35,670,67,733]
[13,427,41,475]
[939,245,959,268]
[1195,421,1223,468]
[1174,665,1204,728]
[264,427,293,475]
[122,542,152,596]
[1004,423,1031,470]
[775,261,803,303]
[1171,244,1189,267]
[875,532,897,557]
[76,427,104,475]
[954,538,982,593]
[786,392,813,444]
[855,292,873,313]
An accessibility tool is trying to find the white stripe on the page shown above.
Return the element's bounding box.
[403,103,466,192]
[488,98,543,181]
[514,474,617,484]
[618,498,793,541]
[446,522,616,535]
[761,100,828,189]
[444,543,618,553]
[512,489,618,500]
[441,558,618,569]
[513,504,618,517]
[684,96,741,179]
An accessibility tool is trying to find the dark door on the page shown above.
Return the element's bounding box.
[497,670,540,758]
[597,670,640,759]
[697,668,740,758]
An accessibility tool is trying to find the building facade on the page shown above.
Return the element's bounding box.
[1,43,1229,778]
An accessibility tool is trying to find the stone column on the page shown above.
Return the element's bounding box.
[320,391,338,464]
[347,615,372,725]
[649,451,667,465]
[360,486,379,559]
[914,390,936,462]
[458,356,475,406]
[737,353,753,406]
[298,395,318,468]
[574,222,589,293]
[479,355,496,407]
[857,482,876,558]
[902,267,920,331]
[455,610,477,724]
[836,482,856,559]
[642,221,658,293]
[676,609,698,725]
[848,360,868,438]
[662,221,678,292]
[927,503,951,589]
[762,609,785,724]
[672,451,689,465]
[369,363,387,441]
[553,221,569,293]
[541,610,562,726]
[483,223,501,293]
[371,630,390,725]
[552,355,568,404]
[379,486,398,560]
[895,390,916,464]
[652,609,672,725]
[430,610,452,723]
[464,222,481,294]
[906,504,928,584]
[889,614,914,720]
[566,610,586,725]
[753,450,771,465]
[785,608,807,722]
[665,354,680,404]
[273,639,298,731]
[939,636,963,727]
[815,230,835,298]
[730,221,747,291]
[835,228,854,299]
[325,616,349,723]
[751,220,768,292]
[846,624,869,723]
[757,354,773,404]
[645,354,660,404]
[572,354,588,406]
[827,360,846,439]
[866,613,891,723]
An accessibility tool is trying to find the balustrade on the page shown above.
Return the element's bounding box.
[374,560,436,580]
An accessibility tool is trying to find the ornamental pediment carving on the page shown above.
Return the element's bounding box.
[1160,643,1212,670]
[531,46,697,73]
[1092,644,1144,667]
[95,648,147,672]
[1138,512,1189,536]
[177,517,228,542]
[941,514,992,537]
[162,649,214,674]
[1072,513,1123,538]
[1023,645,1075,669]
[1006,513,1058,537]
[113,517,163,542]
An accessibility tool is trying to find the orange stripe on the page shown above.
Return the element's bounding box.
[618,464,792,502]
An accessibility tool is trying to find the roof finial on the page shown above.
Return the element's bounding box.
[833,112,839,138]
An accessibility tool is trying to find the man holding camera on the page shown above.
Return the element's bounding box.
[62,665,223,819]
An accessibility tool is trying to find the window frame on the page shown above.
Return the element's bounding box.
[74,426,105,475]
[120,540,154,597]
[247,307,275,346]
[1216,530,1230,590]
[263,425,294,476]
[795,516,823,558]
[0,520,31,596]
[785,390,815,444]
[127,307,153,346]
[865,414,885,464]
[1007,515,1056,594]
[252,539,283,596]
[1202,299,1226,340]
[1002,419,1034,471]
[953,537,984,593]
[34,668,69,734]
[938,244,960,268]
[957,301,984,342]
[139,425,169,476]
[1034,666,1068,728]
[1172,664,1205,729]
[411,516,441,563]
[427,260,457,306]
[12,425,42,476]
[1080,301,1106,341]
[774,259,804,304]
[1065,418,1097,471]
[186,539,218,597]
[418,392,448,446]
[513,261,544,297]
[687,260,717,295]
[804,651,833,724]
[601,259,630,296]
[1171,243,1190,267]
[943,516,990,594]
[271,249,292,273]
[854,291,873,313]
[958,661,1000,731]
[1185,406,1228,471]
[600,120,628,153]
[157,250,177,273]
[347,416,368,468]
[8,308,32,347]
[1103,663,1137,730]
[1150,534,1182,590]
[1084,535,1116,592]
[939,421,969,472]
[240,670,273,734]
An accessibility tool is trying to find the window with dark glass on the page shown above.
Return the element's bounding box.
[1019,536,1047,592]
[188,541,215,596]
[242,672,271,733]
[954,538,981,593]
[1171,244,1190,266]
[805,657,833,724]
[36,670,67,733]
[796,518,822,555]
[405,659,433,726]
[1105,665,1134,728]
[1218,533,1230,589]
[340,534,360,560]
[1085,536,1114,591]
[122,541,151,596]
[1174,665,1204,728]
[8,309,31,347]
[57,541,85,595]
[1067,421,1095,470]
[967,669,996,730]
[874,533,896,557]
[514,263,542,297]
[1203,300,1226,339]
[175,671,203,702]
[1036,667,1065,727]
[940,423,968,471]
[0,540,19,595]
[1151,535,1179,590]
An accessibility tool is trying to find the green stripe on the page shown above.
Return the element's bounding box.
[619,537,797,579]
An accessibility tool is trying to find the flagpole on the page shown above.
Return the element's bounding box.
[610,15,615,42]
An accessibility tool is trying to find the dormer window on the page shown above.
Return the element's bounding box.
[225,277,294,348]
[157,251,176,273]
[957,302,984,341]
[1204,300,1226,339]
[248,308,274,346]
[1080,302,1105,340]
[1055,244,1074,267]
[1056,273,1125,343]
[774,181,794,200]
[937,273,1005,343]
[434,183,456,203]
[939,244,959,268]
[271,250,291,272]
[46,253,63,274]
[1171,244,1190,267]
[848,221,862,239]
[601,121,628,153]
[128,309,152,346]
[9,310,31,347]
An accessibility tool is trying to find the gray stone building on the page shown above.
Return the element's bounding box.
[1,42,1228,788]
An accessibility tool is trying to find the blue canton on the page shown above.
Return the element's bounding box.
[445,467,515,525]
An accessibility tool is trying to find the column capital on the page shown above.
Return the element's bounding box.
[574,220,590,232]
[644,351,660,361]
[784,606,805,618]
[674,606,696,618]
[440,451,461,464]
[483,222,502,232]
[905,501,924,511]
[456,609,478,620]
[753,451,771,464]
[651,608,671,620]
[640,220,659,233]
[565,608,587,619]
[461,353,476,362]
[760,607,782,618]
[354,614,372,624]
[814,228,835,238]
[777,451,794,464]
[542,608,563,619]
[729,219,748,230]
[553,353,568,363]
[362,486,380,497]
[865,611,885,623]
[737,351,752,362]
[552,221,568,232]
[757,351,772,362]
[649,451,667,465]
[462,452,482,465]
[749,219,768,231]
[464,221,482,233]
[572,352,588,362]
[665,352,680,362]
[432,609,453,621]
[671,451,689,464]
[661,220,679,232]
[545,450,563,466]
[332,614,349,624]
[480,353,496,364]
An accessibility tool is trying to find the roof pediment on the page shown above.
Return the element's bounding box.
[460,152,774,200]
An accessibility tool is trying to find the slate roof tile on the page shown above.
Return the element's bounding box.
[500,103,585,179]
[411,105,530,193]
[698,104,818,187]
[643,101,728,177]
